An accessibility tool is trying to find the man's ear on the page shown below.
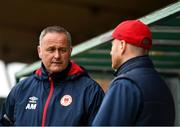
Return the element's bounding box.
[120,40,127,54]
[37,46,42,59]
[70,47,72,53]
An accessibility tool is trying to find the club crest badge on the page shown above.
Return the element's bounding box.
[60,95,72,106]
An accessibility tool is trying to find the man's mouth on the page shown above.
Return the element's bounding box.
[52,61,62,64]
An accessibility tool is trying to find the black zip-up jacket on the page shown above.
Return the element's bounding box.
[93,55,175,126]
[0,61,104,126]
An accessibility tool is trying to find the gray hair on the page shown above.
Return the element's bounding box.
[39,26,72,46]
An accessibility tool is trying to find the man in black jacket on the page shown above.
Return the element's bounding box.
[93,19,175,126]
[0,26,104,126]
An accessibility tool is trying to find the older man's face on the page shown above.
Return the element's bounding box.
[38,32,72,73]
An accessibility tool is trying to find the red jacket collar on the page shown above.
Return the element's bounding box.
[68,61,84,76]
[35,61,84,77]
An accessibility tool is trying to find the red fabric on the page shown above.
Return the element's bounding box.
[35,68,42,76]
[68,61,84,76]
[112,20,152,49]
[41,77,54,127]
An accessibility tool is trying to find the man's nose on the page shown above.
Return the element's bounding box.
[54,50,61,58]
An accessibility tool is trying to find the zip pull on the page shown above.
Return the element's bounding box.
[48,77,52,83]
[41,76,54,127]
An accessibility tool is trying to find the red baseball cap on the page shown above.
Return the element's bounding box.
[112,20,152,49]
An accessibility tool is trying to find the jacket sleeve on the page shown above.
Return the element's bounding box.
[0,84,19,126]
[92,79,141,126]
[86,81,105,125]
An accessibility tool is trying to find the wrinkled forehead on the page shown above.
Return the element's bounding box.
[40,32,70,46]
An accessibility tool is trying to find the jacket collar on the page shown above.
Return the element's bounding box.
[114,55,154,76]
[34,61,85,81]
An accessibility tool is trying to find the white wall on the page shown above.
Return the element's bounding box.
[0,60,27,98]
[0,60,10,98]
